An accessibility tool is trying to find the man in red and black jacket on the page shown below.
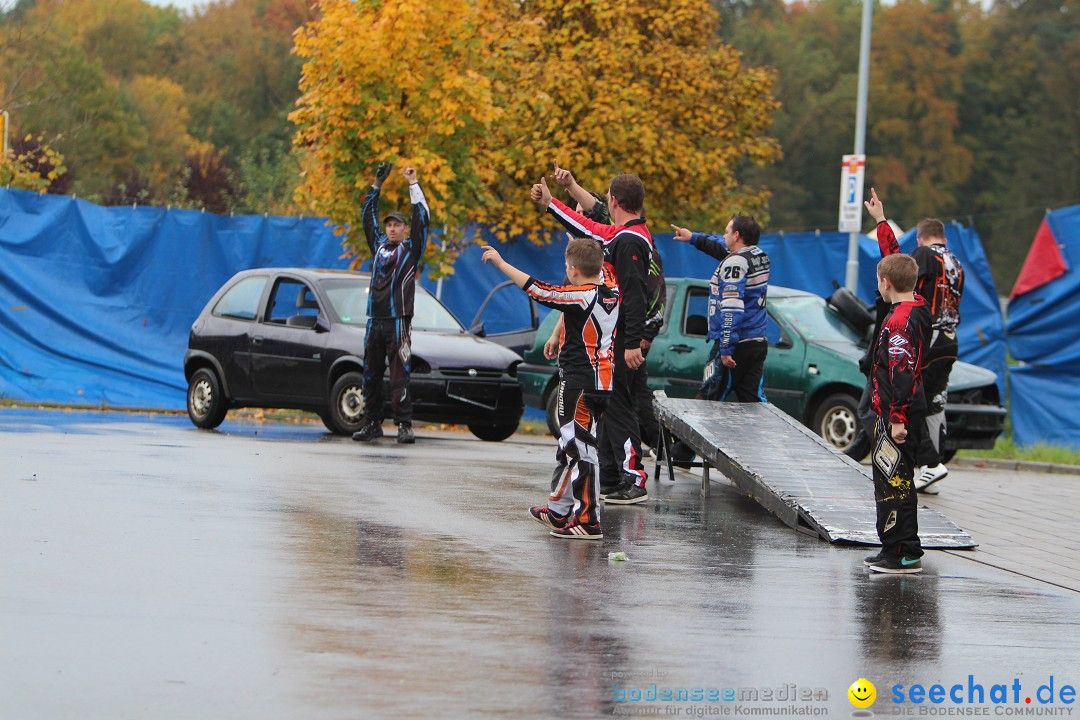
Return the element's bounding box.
[550,163,667,452]
[532,173,653,505]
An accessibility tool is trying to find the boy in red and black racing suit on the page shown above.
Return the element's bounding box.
[482,238,618,540]
[864,198,932,575]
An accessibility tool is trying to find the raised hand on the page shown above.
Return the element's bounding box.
[530,176,552,206]
[480,245,503,266]
[401,166,417,184]
[552,161,575,188]
[670,223,693,242]
[374,161,393,188]
[864,186,885,223]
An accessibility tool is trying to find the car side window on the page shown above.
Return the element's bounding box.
[658,285,676,334]
[474,282,534,335]
[266,279,320,327]
[684,288,709,337]
[765,311,787,347]
[212,276,267,320]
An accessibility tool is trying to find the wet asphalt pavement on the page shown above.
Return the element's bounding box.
[2,408,1078,720]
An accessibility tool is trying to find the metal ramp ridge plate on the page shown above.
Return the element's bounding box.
[654,395,975,549]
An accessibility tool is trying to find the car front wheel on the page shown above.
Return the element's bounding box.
[468,420,519,442]
[187,368,229,429]
[326,372,366,436]
[811,392,871,460]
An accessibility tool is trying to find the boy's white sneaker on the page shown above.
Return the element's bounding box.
[915,463,948,494]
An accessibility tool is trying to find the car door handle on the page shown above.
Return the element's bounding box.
[252,336,264,346]
[670,344,694,353]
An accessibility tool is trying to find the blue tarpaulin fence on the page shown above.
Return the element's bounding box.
[1006,204,1080,448]
[0,187,1029,441]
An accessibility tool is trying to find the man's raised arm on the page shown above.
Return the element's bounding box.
[532,176,619,244]
[361,161,394,253]
[864,187,899,256]
[671,223,730,262]
[403,166,431,265]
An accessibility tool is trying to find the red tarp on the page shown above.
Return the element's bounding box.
[1010,218,1069,299]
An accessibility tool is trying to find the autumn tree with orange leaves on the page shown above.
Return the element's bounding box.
[291,0,779,271]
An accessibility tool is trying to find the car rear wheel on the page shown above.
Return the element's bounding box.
[544,385,560,436]
[811,392,871,460]
[326,372,366,436]
[187,368,229,429]
[468,421,519,442]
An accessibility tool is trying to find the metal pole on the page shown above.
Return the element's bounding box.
[845,0,874,291]
[435,226,448,300]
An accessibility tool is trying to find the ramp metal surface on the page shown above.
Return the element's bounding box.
[654,396,975,548]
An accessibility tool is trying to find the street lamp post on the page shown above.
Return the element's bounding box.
[844,0,874,292]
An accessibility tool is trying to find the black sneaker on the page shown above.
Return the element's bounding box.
[605,483,648,505]
[599,483,623,499]
[397,422,415,444]
[863,550,887,566]
[867,556,924,574]
[529,505,569,529]
[351,420,384,442]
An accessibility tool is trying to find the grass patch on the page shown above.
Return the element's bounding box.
[958,436,1080,466]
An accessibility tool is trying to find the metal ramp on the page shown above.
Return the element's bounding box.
[653,395,975,549]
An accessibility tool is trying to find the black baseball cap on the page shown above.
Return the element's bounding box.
[383,211,409,225]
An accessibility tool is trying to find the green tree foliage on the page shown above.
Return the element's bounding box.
[957,0,1080,288]
[719,0,1076,290]
[0,0,308,212]
[0,0,1074,293]
[722,0,863,231]
[868,0,972,222]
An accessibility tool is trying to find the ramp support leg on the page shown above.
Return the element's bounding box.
[701,464,710,497]
[655,426,677,484]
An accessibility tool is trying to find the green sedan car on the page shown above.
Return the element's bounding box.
[517,278,1005,460]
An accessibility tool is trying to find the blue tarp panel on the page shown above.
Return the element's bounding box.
[1007,204,1080,448]
[0,188,1007,424]
[0,189,350,409]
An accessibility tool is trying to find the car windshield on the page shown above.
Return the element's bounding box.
[319,277,465,332]
[770,295,862,345]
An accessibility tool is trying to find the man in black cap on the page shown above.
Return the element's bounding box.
[352,163,431,444]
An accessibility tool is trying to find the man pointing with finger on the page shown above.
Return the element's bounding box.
[671,215,771,403]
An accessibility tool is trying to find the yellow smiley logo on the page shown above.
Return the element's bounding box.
[848,678,876,708]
